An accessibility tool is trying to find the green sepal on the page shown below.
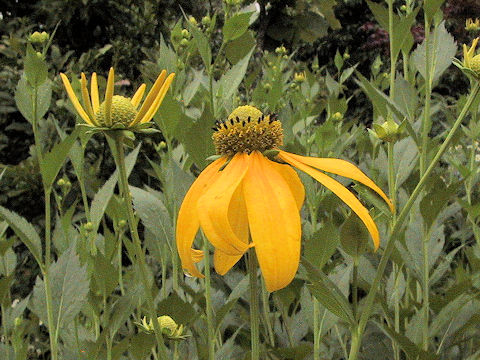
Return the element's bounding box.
[205,154,222,162]
[262,149,280,160]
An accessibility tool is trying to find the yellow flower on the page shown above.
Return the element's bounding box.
[176,105,393,292]
[60,67,175,130]
[466,18,480,32]
[463,38,480,76]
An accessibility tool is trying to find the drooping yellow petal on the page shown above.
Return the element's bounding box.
[138,73,175,124]
[80,73,96,122]
[131,83,146,108]
[104,67,115,127]
[91,72,100,114]
[198,153,251,256]
[280,152,380,250]
[269,160,305,210]
[213,185,249,275]
[243,152,301,292]
[131,70,166,125]
[176,158,226,278]
[60,73,94,125]
[468,38,479,59]
[279,151,393,212]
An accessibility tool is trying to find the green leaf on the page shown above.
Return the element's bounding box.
[223,12,252,42]
[157,292,197,325]
[130,186,173,250]
[40,128,79,190]
[412,21,456,84]
[215,47,254,116]
[312,0,341,29]
[186,21,211,68]
[393,75,418,122]
[340,213,370,257]
[15,76,52,123]
[304,221,339,269]
[0,206,42,267]
[89,144,141,232]
[182,109,215,169]
[108,282,143,335]
[424,0,445,22]
[376,321,439,360]
[30,244,89,332]
[225,31,256,64]
[24,43,48,86]
[302,257,355,325]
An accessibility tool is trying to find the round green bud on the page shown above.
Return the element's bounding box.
[332,112,343,121]
[263,83,272,90]
[400,5,407,11]
[180,38,189,47]
[469,55,480,76]
[188,16,197,25]
[181,29,190,38]
[14,317,23,327]
[29,31,49,43]
[84,222,94,232]
[57,178,66,186]
[118,219,127,228]
[343,52,350,60]
[201,15,211,26]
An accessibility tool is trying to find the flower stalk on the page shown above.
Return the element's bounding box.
[202,237,215,360]
[111,133,169,359]
[249,249,260,360]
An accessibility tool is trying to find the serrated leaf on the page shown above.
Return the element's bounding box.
[0,206,42,267]
[215,48,254,116]
[30,244,89,333]
[130,186,173,249]
[412,21,456,84]
[15,76,52,123]
[225,30,256,64]
[24,43,48,86]
[89,144,141,232]
[40,128,79,190]
[304,221,339,269]
[223,12,252,42]
[186,20,211,68]
[302,257,355,325]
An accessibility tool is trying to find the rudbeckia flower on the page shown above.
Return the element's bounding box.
[176,105,393,292]
[60,67,175,131]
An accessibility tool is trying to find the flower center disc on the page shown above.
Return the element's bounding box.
[212,105,284,156]
[95,95,137,127]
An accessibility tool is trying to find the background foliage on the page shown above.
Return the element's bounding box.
[1,0,480,359]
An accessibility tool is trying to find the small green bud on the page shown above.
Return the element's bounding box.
[188,16,197,25]
[181,29,190,38]
[312,64,319,71]
[331,112,343,121]
[400,4,407,11]
[84,222,94,232]
[275,46,287,55]
[36,51,44,59]
[180,38,189,47]
[294,72,306,83]
[272,66,278,72]
[283,55,288,60]
[29,31,49,43]
[290,83,298,89]
[14,317,23,327]
[267,61,273,67]
[57,178,66,186]
[372,118,404,143]
[343,52,350,60]
[176,60,185,71]
[263,83,272,91]
[118,219,127,228]
[201,15,211,26]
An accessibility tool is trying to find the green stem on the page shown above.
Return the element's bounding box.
[347,83,480,360]
[352,256,359,319]
[313,300,320,360]
[32,83,58,360]
[388,0,396,100]
[203,238,215,360]
[422,227,431,352]
[387,142,396,211]
[261,280,275,347]
[249,249,260,360]
[112,134,169,359]
[420,18,432,176]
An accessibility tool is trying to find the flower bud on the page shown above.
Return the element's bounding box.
[294,72,306,83]
[275,46,287,55]
[466,18,480,32]
[372,118,404,143]
[331,112,343,121]
[400,4,407,11]
[57,178,66,186]
[84,222,94,232]
[343,52,350,60]
[118,219,127,228]
[188,16,197,26]
[201,15,211,26]
[181,29,190,38]
[263,83,272,91]
[29,31,49,44]
[180,38,189,47]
